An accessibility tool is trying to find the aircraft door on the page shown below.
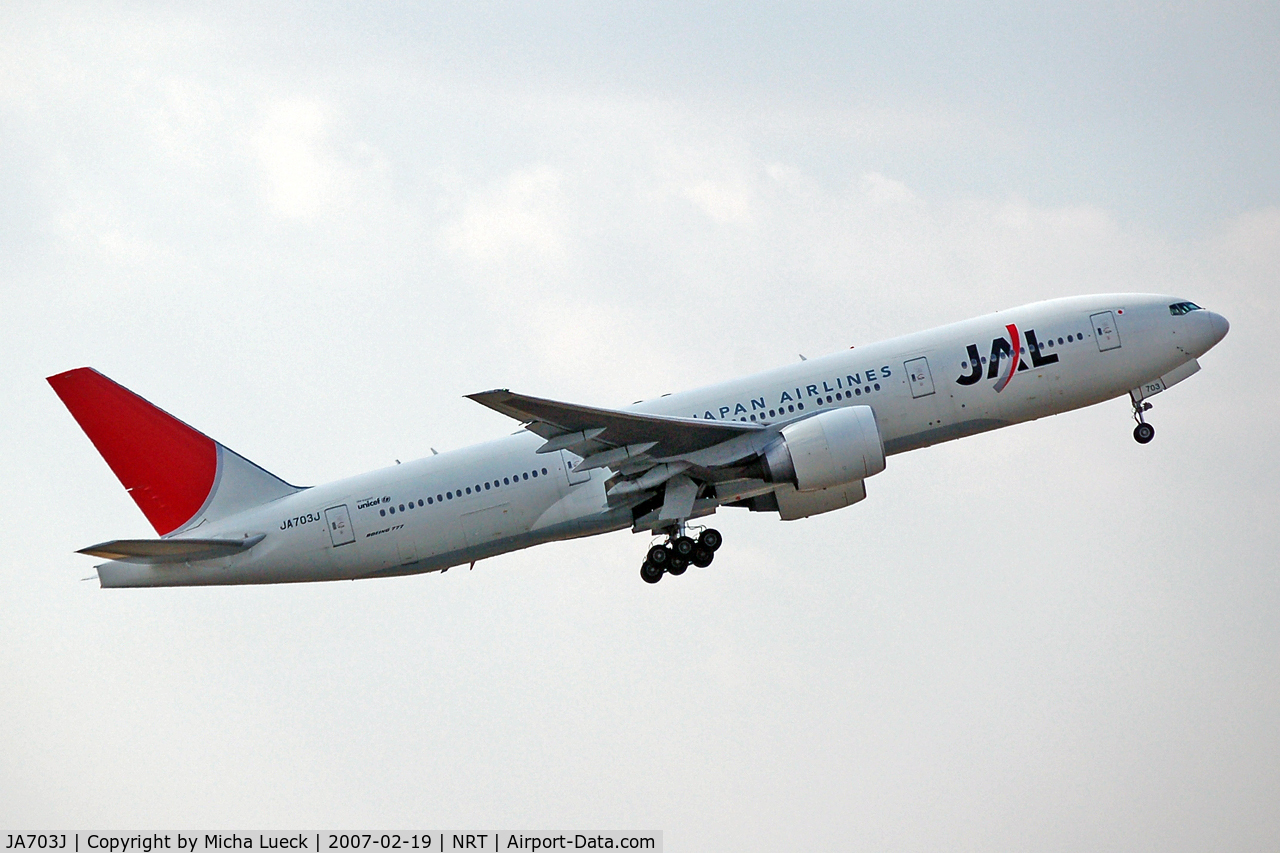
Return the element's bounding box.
[325,504,356,547]
[463,504,513,549]
[1091,311,1121,351]
[395,534,418,566]
[905,357,936,398]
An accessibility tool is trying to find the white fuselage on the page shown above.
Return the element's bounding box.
[97,293,1228,587]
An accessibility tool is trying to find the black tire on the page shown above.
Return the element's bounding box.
[1134,423,1155,444]
[691,545,714,568]
[647,544,671,566]
[699,528,723,551]
[667,557,689,576]
[641,561,664,583]
[673,536,696,557]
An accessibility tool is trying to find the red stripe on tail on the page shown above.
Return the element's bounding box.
[48,368,218,536]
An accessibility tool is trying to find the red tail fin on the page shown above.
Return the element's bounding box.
[49,368,300,536]
[49,368,217,535]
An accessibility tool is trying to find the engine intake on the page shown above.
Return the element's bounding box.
[762,405,886,492]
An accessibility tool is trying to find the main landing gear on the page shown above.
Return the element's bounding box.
[1130,391,1155,444]
[640,528,723,584]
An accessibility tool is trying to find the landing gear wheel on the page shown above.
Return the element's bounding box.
[672,536,696,558]
[647,544,672,567]
[691,545,714,568]
[698,529,723,551]
[1129,392,1155,445]
[641,561,664,584]
[667,557,689,576]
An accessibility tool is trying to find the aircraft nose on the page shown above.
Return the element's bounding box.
[1208,311,1230,346]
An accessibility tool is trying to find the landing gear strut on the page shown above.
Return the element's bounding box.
[638,526,723,583]
[1130,391,1155,444]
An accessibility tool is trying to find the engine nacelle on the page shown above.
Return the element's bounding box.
[762,405,885,492]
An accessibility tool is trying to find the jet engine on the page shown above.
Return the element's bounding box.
[762,405,885,492]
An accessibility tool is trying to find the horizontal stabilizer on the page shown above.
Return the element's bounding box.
[79,534,266,564]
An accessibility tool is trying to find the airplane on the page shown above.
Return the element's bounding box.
[49,293,1228,588]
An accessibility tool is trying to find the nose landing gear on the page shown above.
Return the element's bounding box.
[1130,391,1156,444]
[638,526,723,583]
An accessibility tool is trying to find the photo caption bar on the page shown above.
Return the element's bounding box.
[2,834,661,853]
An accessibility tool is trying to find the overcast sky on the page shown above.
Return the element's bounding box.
[2,3,1278,849]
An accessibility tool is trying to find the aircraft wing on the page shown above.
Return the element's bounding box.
[468,389,772,525]
[466,389,762,458]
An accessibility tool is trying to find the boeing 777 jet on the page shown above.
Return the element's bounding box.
[50,293,1228,587]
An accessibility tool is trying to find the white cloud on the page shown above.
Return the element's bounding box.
[684,176,757,225]
[253,98,353,221]
[858,170,920,206]
[442,164,569,270]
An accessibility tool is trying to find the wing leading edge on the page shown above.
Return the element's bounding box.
[466,389,762,459]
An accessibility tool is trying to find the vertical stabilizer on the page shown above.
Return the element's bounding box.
[48,368,302,536]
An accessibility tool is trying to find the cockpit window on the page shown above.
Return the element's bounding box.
[1169,302,1203,316]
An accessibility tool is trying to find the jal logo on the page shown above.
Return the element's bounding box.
[956,324,1059,392]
